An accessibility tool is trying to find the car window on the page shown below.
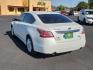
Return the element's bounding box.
[22,13,35,23]
[20,13,25,21]
[38,14,72,24]
[86,11,93,14]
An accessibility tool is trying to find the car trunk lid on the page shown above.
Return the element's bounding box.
[44,22,83,42]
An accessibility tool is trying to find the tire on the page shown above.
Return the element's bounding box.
[26,36,34,54]
[77,17,80,22]
[83,18,86,25]
[11,26,15,36]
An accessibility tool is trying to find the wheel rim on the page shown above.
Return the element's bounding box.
[27,38,32,53]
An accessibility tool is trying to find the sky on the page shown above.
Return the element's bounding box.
[52,0,88,7]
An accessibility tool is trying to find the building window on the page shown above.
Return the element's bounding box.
[18,8,25,12]
[8,7,14,12]
[37,2,45,6]
[33,7,45,11]
[18,8,28,12]
[0,5,1,15]
[33,8,36,11]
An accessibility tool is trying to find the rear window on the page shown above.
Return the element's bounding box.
[38,14,72,24]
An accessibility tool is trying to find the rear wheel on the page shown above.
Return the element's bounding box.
[77,17,80,22]
[26,36,34,54]
[83,18,86,25]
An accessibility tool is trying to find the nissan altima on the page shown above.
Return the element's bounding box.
[11,11,86,54]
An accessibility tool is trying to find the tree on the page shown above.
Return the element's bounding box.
[76,1,89,11]
[57,5,65,11]
[88,0,93,8]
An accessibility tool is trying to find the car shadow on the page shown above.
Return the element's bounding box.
[5,31,71,59]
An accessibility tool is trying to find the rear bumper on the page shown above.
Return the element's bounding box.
[33,38,86,54]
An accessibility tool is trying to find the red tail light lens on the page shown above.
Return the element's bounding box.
[37,29,54,38]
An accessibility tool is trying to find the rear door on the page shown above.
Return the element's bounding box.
[13,13,25,39]
[18,13,36,41]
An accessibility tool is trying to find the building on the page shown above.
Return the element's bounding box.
[0,0,51,15]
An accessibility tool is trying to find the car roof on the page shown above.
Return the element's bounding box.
[24,11,60,15]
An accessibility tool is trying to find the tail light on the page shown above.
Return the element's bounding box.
[37,29,54,38]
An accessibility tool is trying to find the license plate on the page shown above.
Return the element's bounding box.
[63,32,73,39]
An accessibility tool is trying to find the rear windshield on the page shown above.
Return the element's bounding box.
[38,14,72,24]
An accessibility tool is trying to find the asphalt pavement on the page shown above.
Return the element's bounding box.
[0,15,93,70]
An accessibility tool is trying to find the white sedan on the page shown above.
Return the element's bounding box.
[11,11,86,54]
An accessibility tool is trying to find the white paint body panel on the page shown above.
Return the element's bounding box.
[79,9,93,24]
[11,12,86,54]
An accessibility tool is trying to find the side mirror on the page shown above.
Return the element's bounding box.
[82,12,85,15]
[12,18,21,21]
